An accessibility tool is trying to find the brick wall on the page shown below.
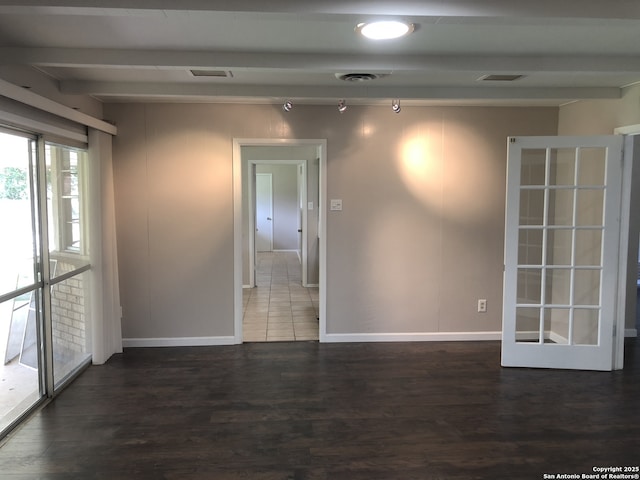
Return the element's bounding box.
[50,259,86,356]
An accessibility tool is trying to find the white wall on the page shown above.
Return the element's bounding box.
[558,84,640,136]
[104,103,558,343]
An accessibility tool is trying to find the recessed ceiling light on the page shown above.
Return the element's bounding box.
[356,21,415,40]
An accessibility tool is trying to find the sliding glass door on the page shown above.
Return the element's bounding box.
[0,129,92,436]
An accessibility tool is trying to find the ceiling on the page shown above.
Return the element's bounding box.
[1,0,640,106]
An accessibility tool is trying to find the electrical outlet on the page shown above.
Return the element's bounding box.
[477,299,487,313]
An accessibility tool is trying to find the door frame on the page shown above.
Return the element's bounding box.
[613,125,640,354]
[249,160,308,288]
[232,138,327,344]
[615,134,640,369]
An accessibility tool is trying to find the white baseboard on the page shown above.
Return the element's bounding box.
[272,249,298,252]
[303,283,319,288]
[122,329,638,348]
[243,284,252,289]
[122,336,236,348]
[323,331,502,343]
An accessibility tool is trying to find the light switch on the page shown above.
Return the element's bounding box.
[330,199,343,211]
[308,201,314,210]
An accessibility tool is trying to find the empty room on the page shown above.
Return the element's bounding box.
[0,1,639,478]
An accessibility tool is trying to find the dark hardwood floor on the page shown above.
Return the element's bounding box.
[1,339,639,480]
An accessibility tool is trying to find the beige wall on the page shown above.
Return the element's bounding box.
[559,85,640,333]
[558,84,640,136]
[104,103,558,341]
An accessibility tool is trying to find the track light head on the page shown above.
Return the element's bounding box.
[338,99,347,113]
[283,100,293,112]
[392,99,401,113]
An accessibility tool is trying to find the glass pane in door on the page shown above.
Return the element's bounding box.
[577,148,606,186]
[548,148,576,186]
[0,296,41,433]
[520,149,546,185]
[519,189,544,225]
[546,229,572,265]
[518,228,543,265]
[576,189,604,226]
[0,131,42,434]
[516,307,540,342]
[548,188,574,225]
[0,133,37,297]
[544,308,569,344]
[574,230,602,266]
[573,309,599,345]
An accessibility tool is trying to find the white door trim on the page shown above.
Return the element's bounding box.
[232,138,327,344]
[616,135,638,368]
[249,160,308,287]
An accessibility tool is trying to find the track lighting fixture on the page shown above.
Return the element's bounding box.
[338,99,347,113]
[392,99,401,113]
[283,100,293,112]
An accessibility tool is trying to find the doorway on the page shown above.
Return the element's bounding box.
[255,173,273,253]
[250,162,314,341]
[232,139,327,344]
[250,161,309,286]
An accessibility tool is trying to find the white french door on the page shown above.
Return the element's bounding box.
[502,136,624,371]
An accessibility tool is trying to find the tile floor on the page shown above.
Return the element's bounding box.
[242,251,319,342]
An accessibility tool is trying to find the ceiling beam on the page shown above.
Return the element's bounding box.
[4,48,640,74]
[59,80,621,101]
[0,0,638,20]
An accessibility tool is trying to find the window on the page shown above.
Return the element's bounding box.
[46,144,88,256]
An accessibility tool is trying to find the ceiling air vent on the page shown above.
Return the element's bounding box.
[336,73,385,82]
[190,70,233,78]
[478,74,524,82]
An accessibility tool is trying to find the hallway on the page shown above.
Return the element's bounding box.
[242,252,319,342]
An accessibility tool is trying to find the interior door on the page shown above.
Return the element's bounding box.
[502,136,624,371]
[255,173,273,252]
